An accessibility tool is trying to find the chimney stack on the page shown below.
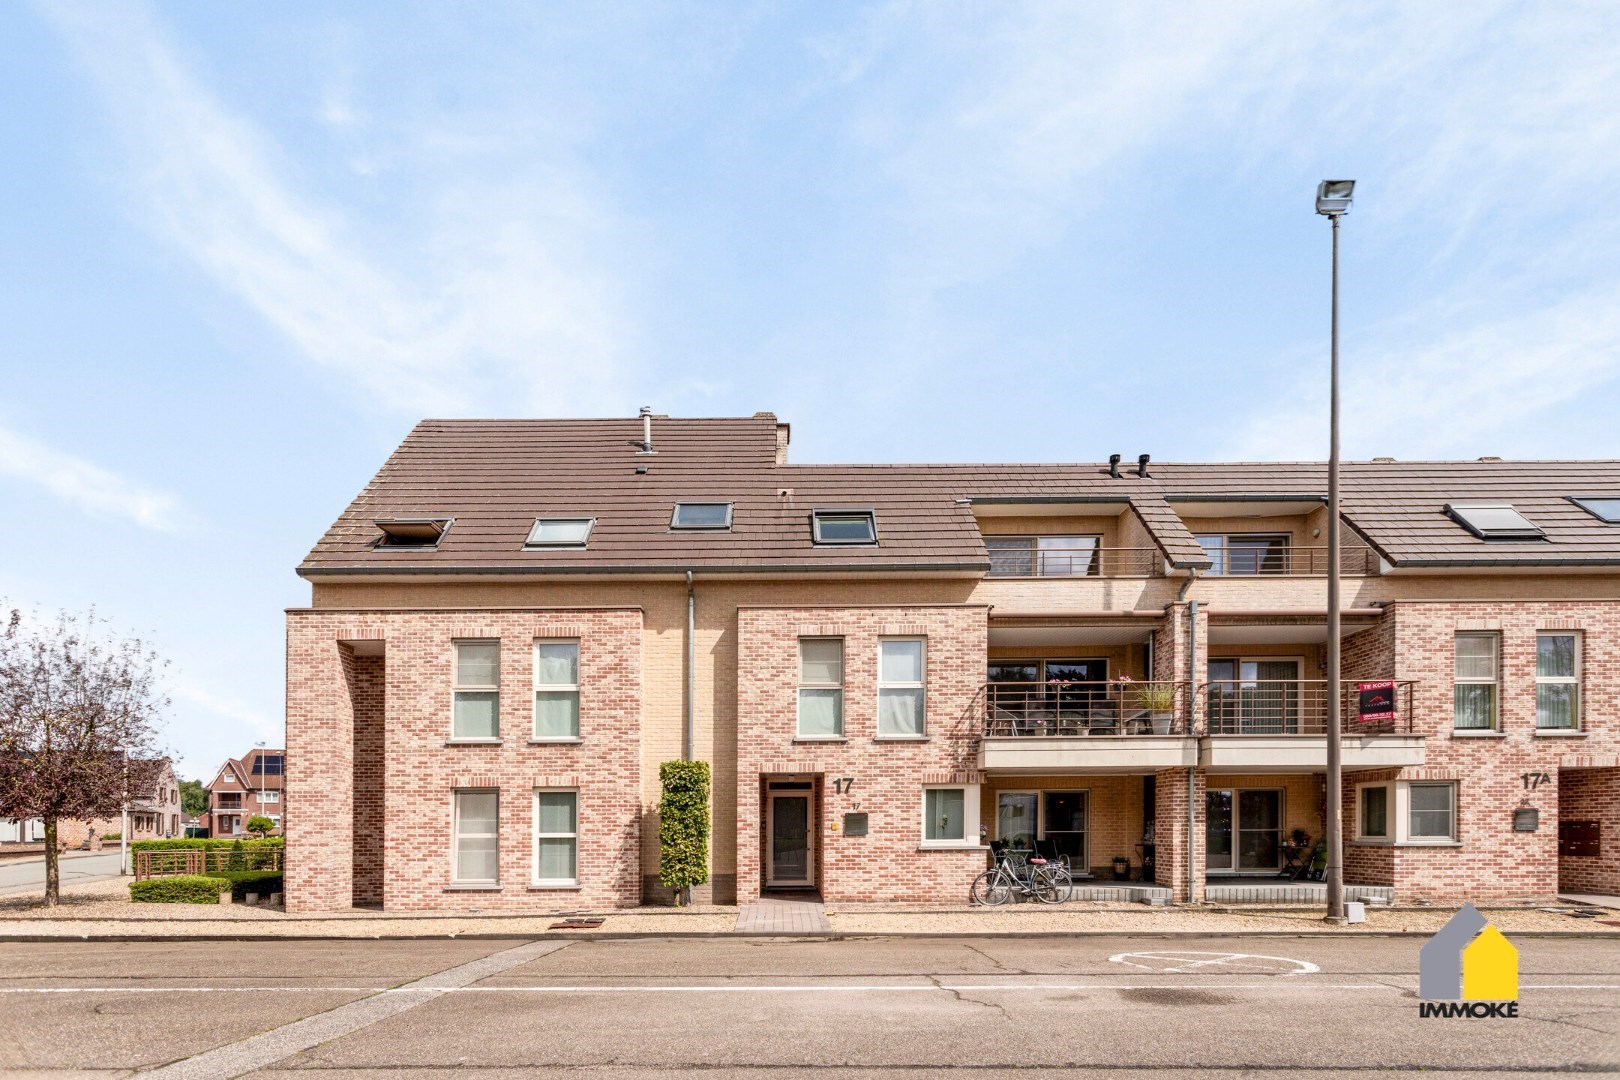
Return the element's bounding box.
[1109,454,1122,479]
[1137,453,1151,478]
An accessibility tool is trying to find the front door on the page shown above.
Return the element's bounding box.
[767,793,814,887]
[1206,788,1283,872]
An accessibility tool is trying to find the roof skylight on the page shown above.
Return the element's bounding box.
[1569,497,1620,524]
[1444,502,1545,541]
[525,517,595,548]
[811,509,877,545]
[374,517,451,548]
[671,502,733,530]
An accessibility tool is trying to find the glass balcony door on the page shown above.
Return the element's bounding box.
[1207,659,1302,734]
[1206,788,1283,872]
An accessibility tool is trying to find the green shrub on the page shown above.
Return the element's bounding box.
[129,875,232,904]
[202,870,284,900]
[131,837,283,851]
[100,833,121,841]
[658,760,710,902]
[245,815,275,838]
[227,839,247,871]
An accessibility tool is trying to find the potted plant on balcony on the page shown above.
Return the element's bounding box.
[1112,855,1131,880]
[1137,682,1177,734]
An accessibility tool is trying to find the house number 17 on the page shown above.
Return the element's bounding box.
[1521,772,1551,791]
[832,777,856,794]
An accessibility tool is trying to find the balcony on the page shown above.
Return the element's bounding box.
[1199,680,1424,771]
[1196,538,1378,576]
[978,680,1198,772]
[986,542,1164,578]
[976,679,1425,774]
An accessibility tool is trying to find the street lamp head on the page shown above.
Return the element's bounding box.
[1316,179,1355,215]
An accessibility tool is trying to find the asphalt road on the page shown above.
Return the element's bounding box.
[0,934,1616,1077]
[0,851,124,895]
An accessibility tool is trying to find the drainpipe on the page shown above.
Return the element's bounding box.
[685,571,695,762]
[1186,593,1200,906]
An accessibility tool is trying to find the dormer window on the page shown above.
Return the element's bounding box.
[525,518,595,548]
[374,517,451,549]
[671,502,733,530]
[811,509,877,545]
[1444,502,1544,541]
[1569,497,1620,524]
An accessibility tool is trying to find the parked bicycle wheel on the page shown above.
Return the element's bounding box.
[1033,863,1068,904]
[970,868,1013,906]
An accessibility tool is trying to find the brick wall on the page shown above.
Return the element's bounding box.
[1557,767,1620,895]
[735,604,989,902]
[347,651,385,905]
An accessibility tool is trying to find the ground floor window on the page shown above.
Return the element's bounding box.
[991,790,1084,864]
[922,785,980,847]
[1355,781,1457,844]
[1206,787,1283,872]
[533,790,579,885]
[452,790,500,885]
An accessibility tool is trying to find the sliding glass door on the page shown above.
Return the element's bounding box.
[1205,788,1283,872]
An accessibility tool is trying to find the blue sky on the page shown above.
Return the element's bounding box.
[3,2,1618,781]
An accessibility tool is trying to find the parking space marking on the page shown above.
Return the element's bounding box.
[1109,950,1321,976]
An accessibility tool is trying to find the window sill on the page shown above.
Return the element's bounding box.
[793,736,848,743]
[527,883,582,891]
[1533,729,1586,738]
[1449,731,1506,739]
[445,738,503,746]
[528,737,583,745]
[444,884,504,892]
[1397,840,1463,848]
[917,843,990,852]
[874,735,929,742]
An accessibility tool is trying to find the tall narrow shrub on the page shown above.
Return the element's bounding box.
[658,760,710,905]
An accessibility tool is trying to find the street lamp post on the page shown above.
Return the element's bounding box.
[1315,179,1354,924]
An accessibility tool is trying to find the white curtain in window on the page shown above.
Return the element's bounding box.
[457,642,500,685]
[798,689,843,736]
[925,788,965,841]
[455,793,499,882]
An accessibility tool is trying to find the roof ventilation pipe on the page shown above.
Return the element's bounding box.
[638,406,655,454]
[1109,454,1122,479]
[1137,454,1151,479]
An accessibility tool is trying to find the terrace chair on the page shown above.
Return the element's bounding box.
[1086,703,1119,736]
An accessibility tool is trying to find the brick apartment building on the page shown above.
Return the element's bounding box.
[285,413,1620,912]
[204,748,285,837]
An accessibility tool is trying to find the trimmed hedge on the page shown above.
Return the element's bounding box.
[129,875,232,904]
[658,760,711,900]
[131,837,284,852]
[203,870,284,900]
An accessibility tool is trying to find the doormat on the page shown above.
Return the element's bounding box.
[549,918,605,930]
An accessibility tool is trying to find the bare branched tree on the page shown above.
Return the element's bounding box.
[0,606,169,905]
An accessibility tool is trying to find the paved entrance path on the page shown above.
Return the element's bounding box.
[735,894,830,934]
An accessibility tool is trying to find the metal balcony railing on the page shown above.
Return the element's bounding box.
[1200,544,1379,576]
[981,680,1191,736]
[986,547,1165,578]
[1199,679,1414,735]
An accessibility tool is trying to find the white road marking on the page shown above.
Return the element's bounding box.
[1109,950,1321,976]
[2,982,1616,994]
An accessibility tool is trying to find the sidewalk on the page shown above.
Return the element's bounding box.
[1,877,1616,939]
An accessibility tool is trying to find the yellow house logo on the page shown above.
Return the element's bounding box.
[1417,903,1519,1018]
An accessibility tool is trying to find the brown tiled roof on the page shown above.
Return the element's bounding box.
[298,417,1620,574]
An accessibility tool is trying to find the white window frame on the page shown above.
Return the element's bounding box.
[1535,632,1581,731]
[796,637,845,739]
[524,517,595,548]
[876,637,927,738]
[532,639,581,741]
[1452,632,1499,732]
[452,639,502,741]
[920,784,981,848]
[810,509,877,545]
[532,788,580,887]
[260,791,279,804]
[1354,780,1457,845]
[451,789,501,886]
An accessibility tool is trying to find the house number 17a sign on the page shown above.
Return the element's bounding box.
[832,776,856,794]
[1521,772,1552,791]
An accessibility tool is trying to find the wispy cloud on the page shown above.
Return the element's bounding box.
[38,1,636,417]
[0,422,190,532]
[170,682,280,745]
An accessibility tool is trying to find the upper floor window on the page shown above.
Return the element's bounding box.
[671,502,733,529]
[811,510,876,545]
[525,517,594,548]
[797,638,844,737]
[1444,502,1544,541]
[261,791,280,804]
[534,641,581,739]
[1453,632,1498,731]
[1196,534,1289,575]
[1536,633,1580,730]
[877,639,926,737]
[453,640,501,740]
[252,755,283,776]
[985,536,1100,577]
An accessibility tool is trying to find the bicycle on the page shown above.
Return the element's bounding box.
[970,848,1068,906]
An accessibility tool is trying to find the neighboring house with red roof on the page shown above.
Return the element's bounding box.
[204,749,284,837]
